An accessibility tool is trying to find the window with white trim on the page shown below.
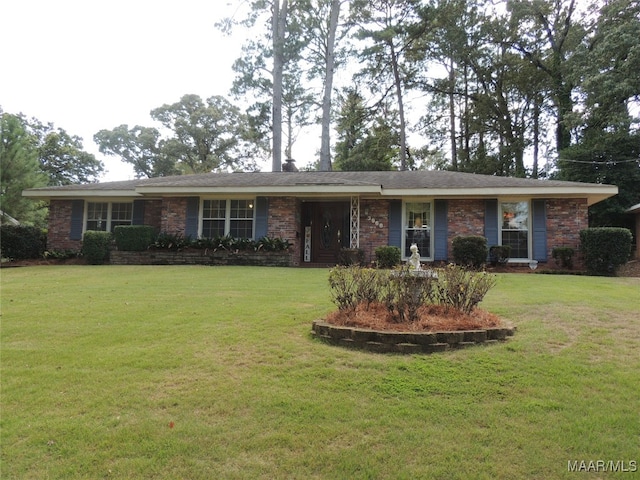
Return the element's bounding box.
[500,201,529,259]
[86,202,132,232]
[202,199,254,238]
[404,201,432,258]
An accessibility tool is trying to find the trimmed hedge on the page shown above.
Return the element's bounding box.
[0,225,46,260]
[114,225,157,251]
[452,235,488,269]
[375,246,401,269]
[82,231,112,265]
[579,227,632,275]
[489,245,511,266]
[552,246,575,269]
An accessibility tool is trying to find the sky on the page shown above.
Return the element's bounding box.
[1,0,284,181]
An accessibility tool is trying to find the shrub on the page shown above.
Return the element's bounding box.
[488,245,511,266]
[151,232,192,250]
[375,246,401,268]
[0,225,46,260]
[256,236,291,252]
[327,264,496,322]
[580,228,632,275]
[383,267,437,323]
[328,265,360,311]
[113,225,156,251]
[338,248,365,266]
[552,246,575,269]
[452,235,488,269]
[43,249,80,260]
[328,266,388,311]
[433,264,496,314]
[82,231,112,264]
[150,234,291,253]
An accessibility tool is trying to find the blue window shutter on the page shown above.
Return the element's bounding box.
[132,200,145,225]
[532,199,547,261]
[255,197,269,239]
[70,200,84,240]
[185,197,199,238]
[388,200,402,248]
[484,199,498,247]
[434,200,448,261]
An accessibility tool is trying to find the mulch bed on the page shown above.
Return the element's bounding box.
[324,302,503,333]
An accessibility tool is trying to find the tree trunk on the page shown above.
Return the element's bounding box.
[448,61,457,170]
[272,0,289,172]
[319,0,341,172]
[389,41,407,171]
[532,93,540,178]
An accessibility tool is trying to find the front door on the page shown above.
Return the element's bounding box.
[306,202,349,264]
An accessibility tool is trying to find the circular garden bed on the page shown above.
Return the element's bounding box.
[312,303,515,354]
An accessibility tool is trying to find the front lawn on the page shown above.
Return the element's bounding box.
[1,266,638,479]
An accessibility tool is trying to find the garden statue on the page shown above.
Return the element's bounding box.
[408,243,421,271]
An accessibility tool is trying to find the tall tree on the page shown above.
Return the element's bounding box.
[507,0,585,153]
[556,0,640,227]
[333,89,398,171]
[221,1,308,172]
[27,120,103,185]
[353,0,422,170]
[151,94,258,174]
[94,125,177,178]
[0,113,46,224]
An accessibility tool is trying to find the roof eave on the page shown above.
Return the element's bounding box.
[23,189,142,199]
[381,186,618,205]
[134,185,382,195]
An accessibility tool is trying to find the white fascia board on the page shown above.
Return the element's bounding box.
[381,185,618,205]
[23,189,141,198]
[134,185,382,195]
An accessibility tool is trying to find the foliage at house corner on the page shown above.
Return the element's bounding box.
[580,227,632,275]
[0,225,46,260]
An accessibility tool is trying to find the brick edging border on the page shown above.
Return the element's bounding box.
[311,321,516,354]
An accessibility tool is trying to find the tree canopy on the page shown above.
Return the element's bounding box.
[95,94,263,177]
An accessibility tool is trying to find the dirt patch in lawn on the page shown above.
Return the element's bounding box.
[323,302,503,332]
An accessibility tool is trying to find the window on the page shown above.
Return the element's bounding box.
[201,199,254,238]
[501,201,529,259]
[404,202,431,258]
[86,202,132,232]
[202,200,226,238]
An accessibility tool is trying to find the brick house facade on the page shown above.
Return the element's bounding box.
[26,171,616,267]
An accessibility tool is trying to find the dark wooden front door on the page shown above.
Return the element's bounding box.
[307,202,349,264]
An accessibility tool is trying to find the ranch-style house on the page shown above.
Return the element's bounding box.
[23,170,618,267]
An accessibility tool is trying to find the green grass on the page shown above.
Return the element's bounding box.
[2,266,639,479]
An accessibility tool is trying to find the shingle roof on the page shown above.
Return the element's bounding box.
[134,170,597,189]
[23,170,617,205]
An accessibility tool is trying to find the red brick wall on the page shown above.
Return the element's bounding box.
[161,197,188,235]
[546,198,588,264]
[266,197,301,266]
[446,199,486,259]
[45,196,590,267]
[360,199,390,264]
[47,200,82,251]
[143,200,162,231]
